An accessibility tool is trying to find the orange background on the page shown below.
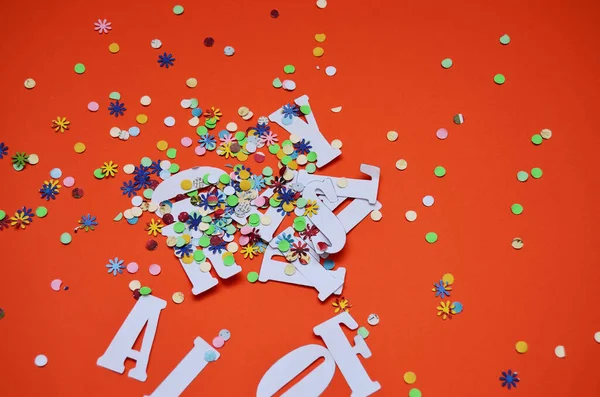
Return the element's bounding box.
[1,0,600,396]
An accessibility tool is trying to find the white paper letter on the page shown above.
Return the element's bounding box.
[97,295,167,382]
[302,179,346,254]
[257,344,335,397]
[313,312,381,397]
[147,337,220,397]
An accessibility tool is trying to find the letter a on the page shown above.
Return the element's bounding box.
[97,295,167,381]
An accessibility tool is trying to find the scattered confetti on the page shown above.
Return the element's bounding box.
[172,292,184,304]
[499,369,519,389]
[500,34,511,45]
[367,314,380,326]
[403,371,417,385]
[515,341,528,354]
[554,345,566,358]
[441,58,453,69]
[34,355,48,367]
[332,297,351,313]
[405,210,417,222]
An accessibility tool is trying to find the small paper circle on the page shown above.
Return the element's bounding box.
[149,264,162,276]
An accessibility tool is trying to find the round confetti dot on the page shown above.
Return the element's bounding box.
[442,273,454,285]
[422,195,434,207]
[173,5,184,14]
[87,101,99,112]
[540,128,552,139]
[212,336,225,348]
[494,73,506,85]
[512,237,524,250]
[531,167,543,179]
[367,314,380,326]
[270,9,279,18]
[60,232,72,245]
[325,66,337,76]
[357,326,369,338]
[27,154,39,165]
[172,292,184,304]
[517,171,528,182]
[34,355,48,367]
[62,176,74,187]
[453,113,465,124]
[511,203,523,215]
[316,0,328,8]
[93,168,105,179]
[199,262,212,272]
[109,127,120,138]
[109,92,120,100]
[532,134,543,145]
[284,64,296,74]
[436,128,448,139]
[204,350,218,362]
[123,164,135,174]
[405,210,417,222]
[108,43,120,53]
[434,166,446,177]
[370,210,382,221]
[396,159,407,170]
[247,271,259,283]
[331,139,343,149]
[282,80,296,91]
[315,33,326,42]
[219,329,231,341]
[164,116,175,127]
[151,38,162,49]
[35,206,48,218]
[594,332,600,343]
[224,46,235,56]
[313,47,324,57]
[284,264,296,276]
[157,140,168,151]
[387,131,398,141]
[149,264,162,276]
[500,34,511,45]
[185,78,198,89]
[166,148,177,159]
[50,168,62,179]
[425,232,438,243]
[126,262,139,274]
[516,341,528,354]
[272,78,283,88]
[324,259,335,270]
[453,301,463,313]
[24,78,36,89]
[408,388,422,397]
[403,371,417,385]
[337,177,348,188]
[131,196,143,207]
[136,114,149,124]
[555,345,566,358]
[74,142,86,154]
[140,95,151,106]
[129,280,141,291]
[74,63,86,74]
[50,279,62,291]
[441,58,453,69]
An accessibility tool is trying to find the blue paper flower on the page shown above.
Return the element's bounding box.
[134,175,152,190]
[282,103,299,119]
[208,241,226,254]
[293,139,312,155]
[499,369,519,389]
[251,175,266,190]
[277,187,295,205]
[0,142,8,159]
[275,233,294,246]
[255,123,270,137]
[158,52,175,68]
[106,257,125,276]
[108,101,126,117]
[175,243,194,258]
[198,134,217,150]
[192,193,211,210]
[149,159,162,175]
[186,213,202,231]
[133,165,151,180]
[433,280,452,298]
[79,214,98,231]
[39,180,60,201]
[120,180,138,197]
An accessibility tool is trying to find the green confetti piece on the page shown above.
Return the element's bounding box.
[247,272,259,283]
[272,77,283,88]
[517,171,529,182]
[511,203,524,215]
[114,212,123,221]
[139,286,152,296]
[531,167,543,179]
[283,65,295,74]
[499,34,511,45]
[357,326,370,339]
[441,58,453,69]
[35,207,48,218]
[74,63,86,74]
[494,73,506,85]
[425,232,438,244]
[434,166,446,177]
[278,240,290,252]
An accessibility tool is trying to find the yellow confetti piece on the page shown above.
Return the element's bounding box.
[136,114,148,124]
[313,47,325,57]
[74,142,86,154]
[156,140,168,151]
[315,33,326,43]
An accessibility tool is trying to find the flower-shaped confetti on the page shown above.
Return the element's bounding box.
[78,214,98,232]
[108,101,126,117]
[303,200,319,217]
[52,117,70,133]
[499,369,519,389]
[146,218,163,237]
[332,297,351,313]
[106,257,125,276]
[436,300,456,320]
[12,152,29,170]
[101,161,118,177]
[39,179,61,201]
[94,19,112,34]
[204,107,222,121]
[157,53,175,68]
[432,280,452,298]
[241,244,260,259]
[0,142,8,159]
[10,207,34,229]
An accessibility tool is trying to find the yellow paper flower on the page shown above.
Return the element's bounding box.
[437,300,456,320]
[332,297,351,313]
[52,117,70,133]
[146,219,163,237]
[101,161,118,177]
[241,244,260,259]
[217,143,233,158]
[303,200,319,217]
[10,208,33,229]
